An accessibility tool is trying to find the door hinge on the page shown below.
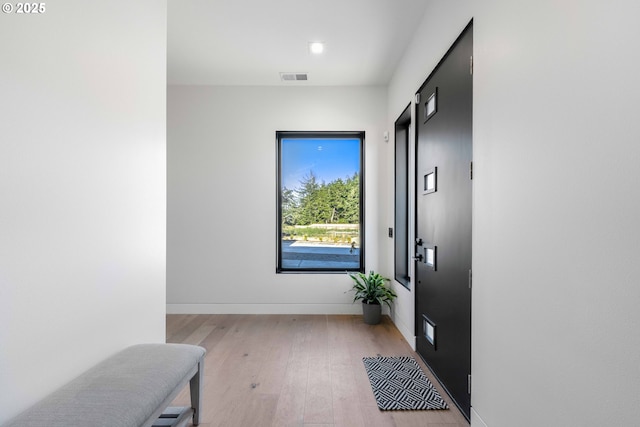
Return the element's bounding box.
[415,93,421,104]
[470,55,473,75]
[470,161,473,180]
[468,269,472,289]
[468,374,472,394]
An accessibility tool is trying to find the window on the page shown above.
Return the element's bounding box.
[276,131,364,273]
[394,105,411,288]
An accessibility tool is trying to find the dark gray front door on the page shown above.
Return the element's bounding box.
[415,22,473,420]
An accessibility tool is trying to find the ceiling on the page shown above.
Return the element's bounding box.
[167,0,429,86]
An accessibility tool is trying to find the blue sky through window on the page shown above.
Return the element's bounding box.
[281,138,360,190]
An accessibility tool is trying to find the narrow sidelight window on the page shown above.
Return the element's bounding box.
[276,131,364,273]
[394,105,411,288]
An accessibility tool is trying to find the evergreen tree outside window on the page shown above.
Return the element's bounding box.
[276,131,364,273]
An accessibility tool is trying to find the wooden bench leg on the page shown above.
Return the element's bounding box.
[190,357,204,425]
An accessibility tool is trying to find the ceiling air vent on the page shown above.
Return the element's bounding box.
[280,72,308,81]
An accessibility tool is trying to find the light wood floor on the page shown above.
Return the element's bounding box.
[167,314,469,427]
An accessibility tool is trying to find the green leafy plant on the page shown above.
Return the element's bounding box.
[348,271,397,308]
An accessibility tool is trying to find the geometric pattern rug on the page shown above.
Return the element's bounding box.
[362,356,448,411]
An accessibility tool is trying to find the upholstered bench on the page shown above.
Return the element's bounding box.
[3,343,205,427]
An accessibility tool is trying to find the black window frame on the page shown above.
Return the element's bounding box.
[276,131,365,274]
[394,105,411,288]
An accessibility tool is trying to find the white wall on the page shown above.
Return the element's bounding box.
[167,85,388,313]
[387,1,640,426]
[0,1,167,423]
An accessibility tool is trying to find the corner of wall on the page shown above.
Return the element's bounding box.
[471,407,489,427]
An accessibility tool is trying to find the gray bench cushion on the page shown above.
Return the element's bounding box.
[4,343,205,427]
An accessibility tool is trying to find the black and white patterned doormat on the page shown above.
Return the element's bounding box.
[362,356,448,411]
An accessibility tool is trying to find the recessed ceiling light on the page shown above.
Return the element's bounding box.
[309,42,324,55]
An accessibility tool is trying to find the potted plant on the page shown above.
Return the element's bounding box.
[348,270,397,325]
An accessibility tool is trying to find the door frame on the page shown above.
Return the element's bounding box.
[412,19,473,421]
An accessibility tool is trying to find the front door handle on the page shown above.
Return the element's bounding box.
[413,253,423,262]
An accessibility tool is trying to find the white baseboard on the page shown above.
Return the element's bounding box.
[471,407,488,427]
[391,314,417,350]
[166,304,417,356]
[166,303,362,315]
